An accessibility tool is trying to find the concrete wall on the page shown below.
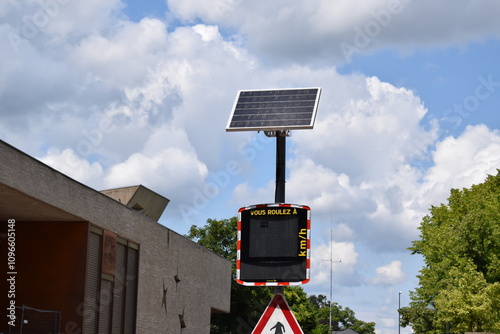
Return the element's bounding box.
[100,185,170,221]
[0,141,231,333]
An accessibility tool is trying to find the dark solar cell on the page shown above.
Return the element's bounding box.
[226,88,321,131]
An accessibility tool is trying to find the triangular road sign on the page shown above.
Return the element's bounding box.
[252,294,304,334]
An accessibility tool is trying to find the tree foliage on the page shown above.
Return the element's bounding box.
[310,296,376,334]
[186,217,274,333]
[403,170,500,334]
[186,217,375,334]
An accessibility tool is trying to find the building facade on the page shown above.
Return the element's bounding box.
[0,140,231,333]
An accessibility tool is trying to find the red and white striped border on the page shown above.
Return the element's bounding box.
[236,203,311,286]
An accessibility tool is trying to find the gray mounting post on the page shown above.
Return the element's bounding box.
[275,131,287,204]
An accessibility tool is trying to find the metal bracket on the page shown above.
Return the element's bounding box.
[264,130,291,137]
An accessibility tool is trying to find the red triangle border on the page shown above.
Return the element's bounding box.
[252,294,303,334]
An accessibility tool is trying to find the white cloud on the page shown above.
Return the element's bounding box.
[0,0,17,17]
[104,147,206,187]
[282,76,436,251]
[231,181,275,207]
[38,148,104,187]
[71,18,169,88]
[332,223,355,241]
[400,124,500,216]
[103,125,209,198]
[1,0,121,48]
[293,76,435,185]
[40,0,123,38]
[167,0,500,64]
[371,260,406,285]
[311,241,360,287]
[423,124,500,194]
[167,0,241,23]
[287,159,375,214]
[192,24,220,42]
[380,317,396,328]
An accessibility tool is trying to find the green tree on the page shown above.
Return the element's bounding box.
[403,170,500,334]
[284,286,318,332]
[308,294,375,334]
[186,217,274,333]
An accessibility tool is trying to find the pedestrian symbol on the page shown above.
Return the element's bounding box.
[251,294,303,333]
[271,321,285,333]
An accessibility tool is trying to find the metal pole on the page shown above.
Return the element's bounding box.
[274,131,286,296]
[275,131,286,203]
[329,228,333,332]
[398,291,401,334]
[323,220,340,333]
[274,286,285,295]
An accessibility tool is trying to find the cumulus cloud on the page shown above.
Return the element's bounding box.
[311,241,360,287]
[231,181,274,207]
[38,148,104,187]
[422,124,500,200]
[380,317,397,328]
[371,260,406,285]
[166,0,500,64]
[167,0,241,23]
[103,124,208,200]
[332,223,356,241]
[71,18,169,88]
[293,76,435,185]
[105,147,206,187]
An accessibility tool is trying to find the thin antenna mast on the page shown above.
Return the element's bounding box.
[323,216,341,332]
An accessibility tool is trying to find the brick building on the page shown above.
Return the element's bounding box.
[0,140,231,333]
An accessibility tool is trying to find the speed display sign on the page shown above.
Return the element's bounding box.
[236,203,311,286]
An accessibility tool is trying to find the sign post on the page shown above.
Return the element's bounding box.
[226,87,321,333]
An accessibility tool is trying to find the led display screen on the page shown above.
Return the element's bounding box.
[237,204,311,285]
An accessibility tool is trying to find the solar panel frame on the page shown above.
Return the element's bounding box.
[226,87,321,132]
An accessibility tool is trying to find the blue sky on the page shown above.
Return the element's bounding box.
[1,0,500,333]
[339,42,500,135]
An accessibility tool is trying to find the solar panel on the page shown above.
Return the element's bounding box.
[226,87,321,132]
